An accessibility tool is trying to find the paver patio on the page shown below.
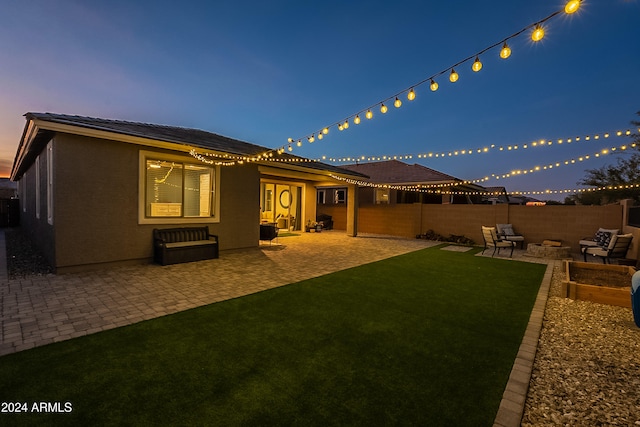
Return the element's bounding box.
[0,231,449,357]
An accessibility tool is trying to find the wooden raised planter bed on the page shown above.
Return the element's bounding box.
[561,261,635,308]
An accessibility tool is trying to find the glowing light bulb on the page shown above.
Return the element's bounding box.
[394,97,402,108]
[308,135,314,143]
[472,56,482,72]
[531,25,545,42]
[317,133,323,140]
[407,88,416,101]
[338,123,344,131]
[322,127,329,135]
[500,42,511,59]
[366,110,373,119]
[380,104,388,114]
[343,120,349,129]
[296,140,302,147]
[430,79,439,91]
[287,137,293,143]
[449,68,458,83]
[354,115,361,124]
[288,145,292,152]
[564,0,580,14]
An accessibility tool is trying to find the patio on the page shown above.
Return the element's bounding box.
[0,231,452,357]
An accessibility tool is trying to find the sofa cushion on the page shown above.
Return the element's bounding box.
[496,224,516,236]
[164,240,217,249]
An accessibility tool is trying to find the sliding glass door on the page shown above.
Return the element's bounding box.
[260,182,302,231]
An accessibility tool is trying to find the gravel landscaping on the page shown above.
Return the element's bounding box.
[4,227,53,278]
[522,263,640,426]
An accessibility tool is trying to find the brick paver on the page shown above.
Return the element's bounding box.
[0,231,441,356]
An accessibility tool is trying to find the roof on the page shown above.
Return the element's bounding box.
[483,186,508,195]
[339,159,460,184]
[11,113,367,180]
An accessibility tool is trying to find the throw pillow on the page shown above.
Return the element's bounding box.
[594,230,611,247]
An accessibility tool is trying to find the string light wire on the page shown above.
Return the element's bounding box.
[286,2,580,149]
[322,128,634,164]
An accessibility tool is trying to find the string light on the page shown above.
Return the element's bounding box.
[449,68,459,82]
[380,104,388,114]
[531,24,545,42]
[366,110,373,119]
[472,56,483,72]
[190,148,322,166]
[470,140,638,184]
[328,173,637,198]
[286,1,581,149]
[394,97,402,108]
[500,42,512,59]
[354,115,361,125]
[323,128,632,165]
[565,0,581,14]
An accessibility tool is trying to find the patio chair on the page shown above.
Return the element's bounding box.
[578,228,619,251]
[582,233,633,264]
[482,226,515,258]
[496,223,525,249]
[259,223,279,245]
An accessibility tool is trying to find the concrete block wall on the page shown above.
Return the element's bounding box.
[319,202,634,258]
[317,205,348,230]
[358,204,420,238]
[420,204,509,245]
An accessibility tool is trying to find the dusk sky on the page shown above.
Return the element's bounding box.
[1,0,639,200]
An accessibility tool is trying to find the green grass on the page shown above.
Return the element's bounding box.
[0,245,546,426]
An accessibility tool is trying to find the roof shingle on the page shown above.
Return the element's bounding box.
[339,159,459,184]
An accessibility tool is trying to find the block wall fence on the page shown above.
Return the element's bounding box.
[318,200,640,259]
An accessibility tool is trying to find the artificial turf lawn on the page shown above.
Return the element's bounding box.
[0,245,546,426]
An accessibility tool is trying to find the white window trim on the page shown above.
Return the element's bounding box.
[22,171,27,212]
[47,140,54,225]
[35,156,40,219]
[138,150,220,225]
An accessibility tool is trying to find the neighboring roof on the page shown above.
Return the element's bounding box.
[11,113,367,180]
[339,159,460,185]
[483,186,508,195]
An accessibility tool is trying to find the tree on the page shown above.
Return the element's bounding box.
[570,112,640,205]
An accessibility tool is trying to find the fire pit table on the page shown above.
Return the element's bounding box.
[525,240,571,259]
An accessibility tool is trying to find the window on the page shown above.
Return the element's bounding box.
[47,141,54,225]
[264,189,273,211]
[35,156,40,219]
[22,171,27,212]
[335,189,346,204]
[375,188,390,204]
[317,189,326,204]
[140,152,219,224]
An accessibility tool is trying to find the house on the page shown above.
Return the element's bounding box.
[326,159,487,205]
[482,186,510,204]
[10,113,366,273]
[0,178,18,199]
